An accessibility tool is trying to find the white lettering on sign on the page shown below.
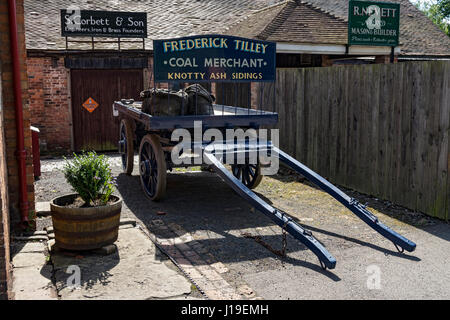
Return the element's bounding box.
[168,58,199,67]
[204,58,265,68]
[128,17,144,27]
[353,5,397,18]
[65,15,111,26]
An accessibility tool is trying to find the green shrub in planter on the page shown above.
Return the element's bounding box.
[62,151,116,207]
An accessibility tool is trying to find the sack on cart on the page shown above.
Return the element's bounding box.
[183,84,215,115]
[140,88,188,116]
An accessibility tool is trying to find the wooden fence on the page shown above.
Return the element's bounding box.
[253,62,449,220]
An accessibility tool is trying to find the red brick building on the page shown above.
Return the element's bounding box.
[1,0,35,299]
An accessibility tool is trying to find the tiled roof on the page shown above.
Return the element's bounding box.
[24,0,450,55]
[24,0,281,51]
[226,0,450,56]
[226,1,348,45]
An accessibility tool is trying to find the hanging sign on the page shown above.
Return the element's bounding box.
[153,35,276,82]
[61,10,147,38]
[348,1,400,46]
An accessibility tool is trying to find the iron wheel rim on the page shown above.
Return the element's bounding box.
[140,140,158,198]
[120,123,127,170]
[232,163,259,188]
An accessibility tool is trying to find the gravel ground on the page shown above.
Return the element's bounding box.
[35,154,450,299]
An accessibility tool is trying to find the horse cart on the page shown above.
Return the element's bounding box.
[113,35,416,270]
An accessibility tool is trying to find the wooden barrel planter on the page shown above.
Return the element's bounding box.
[50,194,122,251]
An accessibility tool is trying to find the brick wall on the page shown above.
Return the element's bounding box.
[0,0,35,227]
[0,0,32,300]
[28,57,71,152]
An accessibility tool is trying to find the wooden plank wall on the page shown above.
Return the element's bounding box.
[215,83,251,107]
[257,61,449,220]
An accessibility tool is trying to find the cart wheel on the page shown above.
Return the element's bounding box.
[231,163,263,189]
[119,119,134,175]
[139,134,167,201]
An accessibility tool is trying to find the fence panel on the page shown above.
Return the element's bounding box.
[259,62,449,220]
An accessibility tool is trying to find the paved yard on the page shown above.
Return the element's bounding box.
[11,223,197,300]
[33,154,450,299]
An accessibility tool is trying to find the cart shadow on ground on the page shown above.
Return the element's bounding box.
[116,172,342,280]
[270,169,449,244]
[116,170,420,281]
[249,188,420,263]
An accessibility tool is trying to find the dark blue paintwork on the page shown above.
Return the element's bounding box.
[203,150,337,270]
[202,140,416,269]
[273,147,416,253]
[113,101,278,130]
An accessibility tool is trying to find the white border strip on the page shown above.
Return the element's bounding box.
[276,42,401,55]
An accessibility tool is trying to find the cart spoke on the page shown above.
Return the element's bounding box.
[151,175,158,189]
[146,144,153,161]
[248,166,256,178]
[148,177,154,195]
[244,168,251,185]
[141,151,149,162]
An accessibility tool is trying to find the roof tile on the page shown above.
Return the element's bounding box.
[24,0,450,55]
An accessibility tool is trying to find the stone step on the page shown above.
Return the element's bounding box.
[13,235,48,241]
[119,218,137,227]
[35,201,51,217]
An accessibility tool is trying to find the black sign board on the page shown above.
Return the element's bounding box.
[153,35,276,82]
[61,10,147,38]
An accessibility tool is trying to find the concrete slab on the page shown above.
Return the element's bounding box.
[53,227,192,300]
[12,252,47,269]
[11,241,56,300]
[11,242,46,254]
[13,265,57,300]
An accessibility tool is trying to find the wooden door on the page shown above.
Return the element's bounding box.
[71,69,143,151]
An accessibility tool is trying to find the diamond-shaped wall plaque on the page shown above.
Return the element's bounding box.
[82,97,99,113]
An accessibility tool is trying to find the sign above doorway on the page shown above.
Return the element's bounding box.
[348,1,400,47]
[60,10,147,38]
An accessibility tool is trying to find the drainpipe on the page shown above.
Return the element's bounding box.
[8,0,29,225]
